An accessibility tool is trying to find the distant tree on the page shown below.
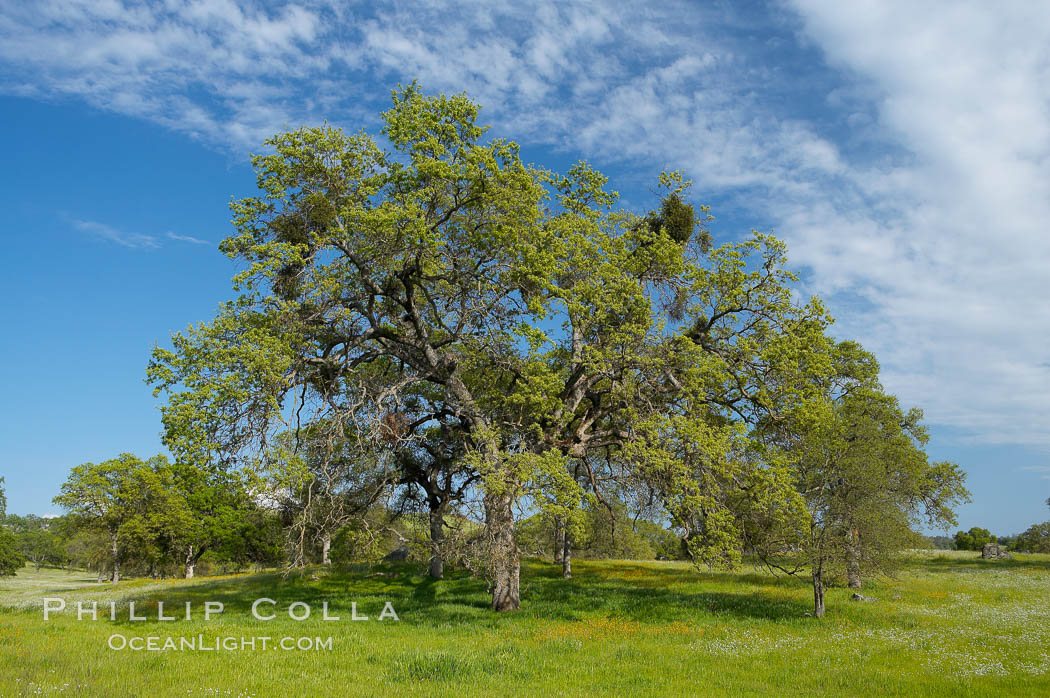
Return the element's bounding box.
[259,420,395,570]
[996,533,1019,550]
[1013,522,1050,553]
[954,527,995,552]
[45,514,81,569]
[53,454,186,583]
[0,530,23,577]
[927,535,957,550]
[390,398,479,580]
[12,518,63,572]
[517,499,685,562]
[1008,498,1050,554]
[62,523,111,578]
[576,499,659,560]
[165,460,251,579]
[0,478,26,576]
[216,507,286,571]
[746,343,969,617]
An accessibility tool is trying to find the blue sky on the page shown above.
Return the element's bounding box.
[1,0,1048,535]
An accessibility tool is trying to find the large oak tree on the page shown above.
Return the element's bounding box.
[149,85,857,611]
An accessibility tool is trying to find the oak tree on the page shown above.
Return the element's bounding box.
[149,85,860,611]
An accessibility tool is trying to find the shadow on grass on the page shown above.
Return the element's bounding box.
[107,558,814,629]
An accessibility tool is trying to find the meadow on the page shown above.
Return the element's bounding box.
[2,551,1049,697]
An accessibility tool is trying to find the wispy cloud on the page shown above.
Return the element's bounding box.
[1020,466,1050,480]
[73,220,208,249]
[781,0,1050,446]
[166,231,208,245]
[0,0,336,148]
[73,220,159,249]
[7,1,1050,447]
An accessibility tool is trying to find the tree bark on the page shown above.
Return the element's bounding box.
[561,530,572,579]
[441,374,518,610]
[812,565,825,618]
[553,517,565,564]
[846,529,862,589]
[486,490,520,611]
[110,531,119,584]
[428,505,445,579]
[322,535,332,566]
[97,566,105,584]
[185,545,196,579]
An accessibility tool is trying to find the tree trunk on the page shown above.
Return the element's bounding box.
[97,566,105,584]
[846,559,861,589]
[442,379,519,609]
[553,517,565,564]
[185,545,196,579]
[486,491,520,611]
[322,535,332,566]
[812,565,825,618]
[561,530,572,578]
[110,532,119,584]
[428,505,445,579]
[846,529,862,589]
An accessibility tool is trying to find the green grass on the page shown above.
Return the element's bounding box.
[2,552,1049,696]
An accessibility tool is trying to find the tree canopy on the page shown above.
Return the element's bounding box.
[146,84,967,613]
[955,527,996,552]
[742,341,968,615]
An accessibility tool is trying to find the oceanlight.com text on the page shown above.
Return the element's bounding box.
[106,634,333,651]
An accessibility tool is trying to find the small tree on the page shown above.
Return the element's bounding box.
[954,527,995,551]
[1014,522,1050,553]
[747,343,969,617]
[62,524,111,577]
[0,478,26,576]
[14,521,63,572]
[166,460,249,578]
[260,421,394,569]
[214,507,286,571]
[391,412,478,579]
[53,454,185,583]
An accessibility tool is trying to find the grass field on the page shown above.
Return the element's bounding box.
[3,551,1049,696]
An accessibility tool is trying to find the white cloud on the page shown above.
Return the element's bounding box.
[781,0,1050,446]
[166,232,209,245]
[72,220,207,248]
[6,1,1050,446]
[0,0,346,148]
[74,220,159,249]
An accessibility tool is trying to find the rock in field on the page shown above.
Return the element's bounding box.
[850,593,878,602]
[981,543,1012,560]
